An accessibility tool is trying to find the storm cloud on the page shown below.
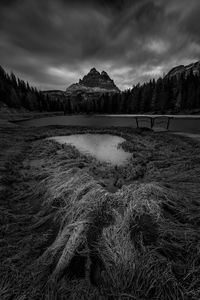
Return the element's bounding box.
[0,0,200,90]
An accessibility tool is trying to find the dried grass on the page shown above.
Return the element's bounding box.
[1,125,200,299]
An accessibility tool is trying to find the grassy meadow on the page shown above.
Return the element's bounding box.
[1,122,200,299]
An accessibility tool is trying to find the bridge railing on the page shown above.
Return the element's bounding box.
[135,116,173,130]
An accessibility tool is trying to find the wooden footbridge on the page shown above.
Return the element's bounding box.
[100,114,175,131]
[134,115,174,130]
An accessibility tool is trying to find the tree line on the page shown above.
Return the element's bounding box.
[64,70,200,114]
[0,66,62,111]
[1,65,200,114]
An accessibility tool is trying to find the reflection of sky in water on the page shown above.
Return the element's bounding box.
[50,134,131,166]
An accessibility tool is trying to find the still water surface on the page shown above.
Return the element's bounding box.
[49,134,131,165]
[19,115,200,133]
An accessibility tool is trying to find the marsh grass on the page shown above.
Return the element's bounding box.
[0,125,200,299]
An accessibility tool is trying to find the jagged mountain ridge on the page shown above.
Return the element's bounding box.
[43,68,120,103]
[166,60,200,79]
[43,68,120,104]
[66,68,120,94]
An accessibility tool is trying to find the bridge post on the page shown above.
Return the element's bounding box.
[150,117,155,129]
[166,117,171,130]
[135,117,139,128]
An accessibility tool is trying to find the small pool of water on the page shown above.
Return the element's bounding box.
[49,134,131,165]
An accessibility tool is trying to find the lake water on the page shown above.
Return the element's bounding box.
[49,134,132,165]
[19,115,200,133]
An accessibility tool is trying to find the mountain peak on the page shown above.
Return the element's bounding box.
[101,70,109,78]
[89,67,100,74]
[69,68,120,92]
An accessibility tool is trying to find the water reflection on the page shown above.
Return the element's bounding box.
[50,134,131,165]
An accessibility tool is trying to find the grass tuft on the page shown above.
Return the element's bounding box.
[1,125,200,299]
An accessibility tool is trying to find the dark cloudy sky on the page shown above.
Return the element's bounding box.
[1,0,200,91]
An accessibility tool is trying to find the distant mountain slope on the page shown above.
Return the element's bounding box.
[166,60,200,79]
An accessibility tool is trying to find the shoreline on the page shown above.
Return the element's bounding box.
[7,113,200,140]
[1,110,200,122]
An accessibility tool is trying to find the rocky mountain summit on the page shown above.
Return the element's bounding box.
[166,60,200,79]
[43,68,120,104]
[66,68,120,95]
[79,68,120,91]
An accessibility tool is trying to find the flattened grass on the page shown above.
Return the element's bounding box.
[0,125,200,299]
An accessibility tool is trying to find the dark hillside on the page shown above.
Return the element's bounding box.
[0,66,63,112]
